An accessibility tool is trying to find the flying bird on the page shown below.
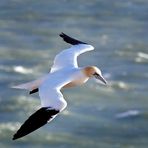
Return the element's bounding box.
[12,32,107,140]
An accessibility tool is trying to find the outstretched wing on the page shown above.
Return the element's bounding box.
[13,72,73,140]
[13,107,59,140]
[50,33,94,73]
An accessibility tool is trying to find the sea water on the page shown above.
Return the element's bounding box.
[0,0,148,147]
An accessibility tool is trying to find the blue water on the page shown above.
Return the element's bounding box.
[0,0,148,147]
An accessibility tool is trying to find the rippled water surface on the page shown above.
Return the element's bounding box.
[0,0,148,148]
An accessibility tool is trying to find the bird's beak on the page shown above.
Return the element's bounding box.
[93,73,107,85]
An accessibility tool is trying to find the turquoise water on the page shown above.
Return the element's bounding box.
[0,0,148,147]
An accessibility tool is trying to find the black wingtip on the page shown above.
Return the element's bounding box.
[12,107,59,140]
[12,132,20,140]
[59,32,87,45]
[12,135,17,140]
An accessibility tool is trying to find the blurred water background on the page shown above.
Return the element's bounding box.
[0,0,148,148]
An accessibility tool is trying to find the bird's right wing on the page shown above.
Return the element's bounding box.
[50,33,94,73]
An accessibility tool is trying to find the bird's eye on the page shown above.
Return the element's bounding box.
[93,72,99,77]
[93,73,99,79]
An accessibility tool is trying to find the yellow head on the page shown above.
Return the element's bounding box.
[83,66,107,84]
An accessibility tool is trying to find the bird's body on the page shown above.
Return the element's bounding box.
[12,33,107,140]
[39,67,86,110]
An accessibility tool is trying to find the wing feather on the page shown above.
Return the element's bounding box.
[39,71,73,110]
[50,33,94,73]
[59,32,87,45]
[13,107,59,140]
[50,44,94,73]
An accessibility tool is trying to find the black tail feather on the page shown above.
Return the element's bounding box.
[59,32,87,45]
[12,107,59,140]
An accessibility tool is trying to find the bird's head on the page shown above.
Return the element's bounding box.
[83,66,107,85]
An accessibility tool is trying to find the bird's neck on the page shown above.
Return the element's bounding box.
[63,69,89,88]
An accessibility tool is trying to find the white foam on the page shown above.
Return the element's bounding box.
[13,66,33,74]
[115,110,140,119]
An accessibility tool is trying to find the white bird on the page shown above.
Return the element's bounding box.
[12,33,107,140]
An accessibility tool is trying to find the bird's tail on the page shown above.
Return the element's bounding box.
[12,81,36,90]
[12,74,48,91]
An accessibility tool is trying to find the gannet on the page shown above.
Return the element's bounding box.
[12,33,107,140]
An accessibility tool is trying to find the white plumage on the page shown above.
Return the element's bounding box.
[50,44,94,72]
[12,33,107,140]
[13,44,94,111]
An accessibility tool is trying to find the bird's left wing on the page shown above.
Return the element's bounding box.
[50,33,94,73]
